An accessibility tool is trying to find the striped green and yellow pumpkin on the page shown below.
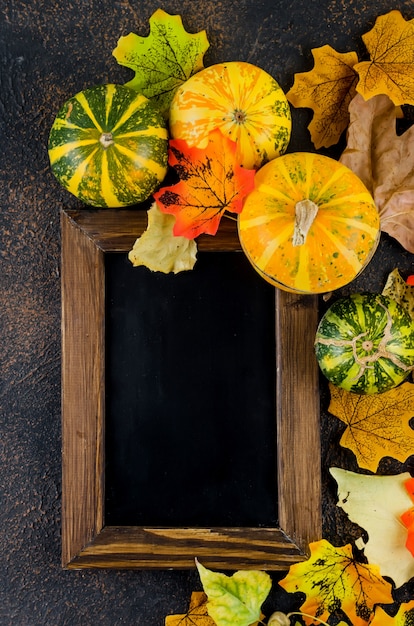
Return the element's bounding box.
[315,293,414,394]
[238,152,380,294]
[48,84,168,207]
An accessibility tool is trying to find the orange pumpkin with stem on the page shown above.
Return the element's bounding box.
[238,152,380,295]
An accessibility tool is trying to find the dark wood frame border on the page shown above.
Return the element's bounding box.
[61,207,321,570]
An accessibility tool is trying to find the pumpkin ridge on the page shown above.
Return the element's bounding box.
[75,91,103,132]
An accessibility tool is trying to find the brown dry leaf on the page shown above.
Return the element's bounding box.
[328,381,414,472]
[287,44,359,148]
[165,591,216,625]
[340,93,414,252]
[355,10,414,106]
[128,202,197,274]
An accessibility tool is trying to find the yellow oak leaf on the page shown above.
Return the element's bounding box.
[165,591,216,625]
[370,600,414,626]
[128,202,197,274]
[330,468,414,588]
[328,381,414,472]
[287,44,358,148]
[355,10,414,106]
[279,539,393,626]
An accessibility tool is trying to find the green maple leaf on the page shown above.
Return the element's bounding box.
[195,559,272,626]
[113,8,209,117]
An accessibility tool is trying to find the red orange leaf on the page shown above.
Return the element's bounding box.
[154,129,255,239]
[279,539,393,626]
[401,477,414,558]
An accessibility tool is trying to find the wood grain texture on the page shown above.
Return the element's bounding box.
[276,291,322,553]
[61,212,105,566]
[67,527,305,570]
[61,208,322,569]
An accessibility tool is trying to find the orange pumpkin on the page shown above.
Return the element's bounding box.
[169,61,291,170]
[238,152,380,294]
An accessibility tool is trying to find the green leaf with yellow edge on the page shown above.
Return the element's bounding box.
[383,269,414,322]
[370,600,414,626]
[195,559,271,626]
[330,468,414,588]
[279,539,394,626]
[355,10,414,106]
[328,381,414,472]
[287,44,358,148]
[113,8,209,117]
[165,591,216,626]
[128,202,197,274]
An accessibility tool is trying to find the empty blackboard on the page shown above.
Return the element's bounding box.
[104,250,278,527]
[61,208,322,569]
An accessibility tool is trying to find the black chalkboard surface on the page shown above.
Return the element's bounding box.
[104,250,278,527]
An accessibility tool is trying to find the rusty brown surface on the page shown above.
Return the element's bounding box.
[1,0,414,623]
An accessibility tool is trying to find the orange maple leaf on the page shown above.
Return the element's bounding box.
[165,591,216,625]
[279,539,393,626]
[154,129,255,239]
[287,44,358,148]
[355,10,414,106]
[327,381,414,472]
[370,600,414,626]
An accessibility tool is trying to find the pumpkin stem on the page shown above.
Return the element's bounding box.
[293,199,318,246]
[99,132,114,149]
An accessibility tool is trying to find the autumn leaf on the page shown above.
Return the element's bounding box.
[165,591,216,625]
[355,10,414,106]
[154,129,255,239]
[128,202,197,274]
[279,539,393,626]
[330,468,414,588]
[339,93,414,252]
[400,477,414,558]
[113,8,209,117]
[286,44,359,148]
[383,269,414,322]
[195,559,271,626]
[327,381,414,472]
[370,600,414,626]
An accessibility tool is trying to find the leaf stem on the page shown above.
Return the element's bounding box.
[223,212,238,222]
[287,612,330,626]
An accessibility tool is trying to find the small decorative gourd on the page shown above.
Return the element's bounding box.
[238,152,380,294]
[48,84,168,207]
[169,61,291,170]
[315,293,414,394]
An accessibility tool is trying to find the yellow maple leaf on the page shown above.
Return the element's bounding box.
[355,10,414,105]
[287,44,358,148]
[165,591,216,625]
[328,381,414,472]
[279,539,393,626]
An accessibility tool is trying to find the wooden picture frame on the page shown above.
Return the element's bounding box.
[61,207,321,570]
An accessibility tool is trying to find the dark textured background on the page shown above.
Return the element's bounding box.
[1,1,414,624]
